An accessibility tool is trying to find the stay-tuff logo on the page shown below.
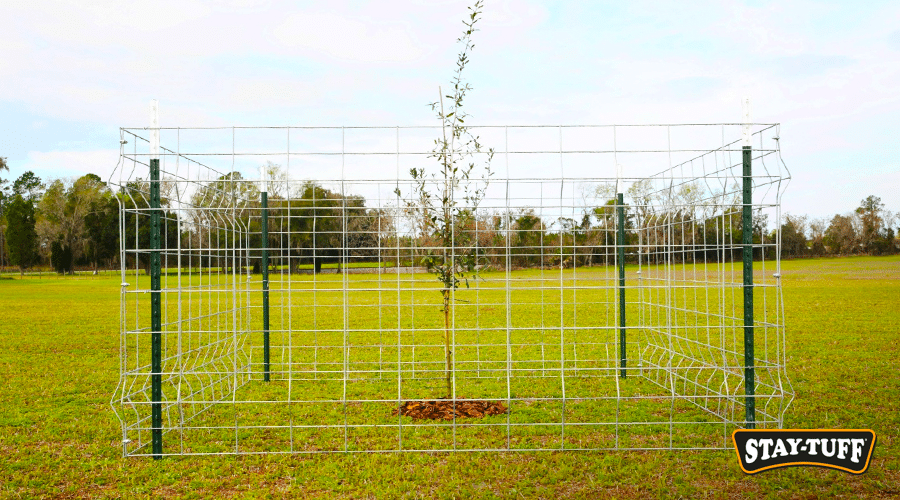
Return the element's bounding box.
[732,429,876,474]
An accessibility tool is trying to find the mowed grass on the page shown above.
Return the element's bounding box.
[114,263,787,456]
[0,256,898,498]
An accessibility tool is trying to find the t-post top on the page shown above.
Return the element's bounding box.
[149,99,159,161]
[741,97,751,148]
[259,164,268,193]
[616,163,624,195]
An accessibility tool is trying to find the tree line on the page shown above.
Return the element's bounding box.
[780,196,897,258]
[1,164,897,276]
[1,169,121,275]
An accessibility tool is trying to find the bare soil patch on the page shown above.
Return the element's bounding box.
[393,398,508,420]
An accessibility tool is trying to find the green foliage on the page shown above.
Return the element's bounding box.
[513,210,543,268]
[12,171,43,201]
[825,213,857,255]
[0,166,11,270]
[0,157,9,201]
[282,182,359,270]
[84,194,118,271]
[49,239,72,274]
[780,214,809,258]
[0,179,9,209]
[270,180,382,272]
[39,173,112,273]
[35,174,105,268]
[5,194,38,275]
[815,195,897,257]
[856,195,895,255]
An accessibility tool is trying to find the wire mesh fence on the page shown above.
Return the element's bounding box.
[111,123,792,456]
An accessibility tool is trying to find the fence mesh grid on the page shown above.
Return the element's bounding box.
[111,124,792,456]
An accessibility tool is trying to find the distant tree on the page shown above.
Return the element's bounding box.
[260,161,289,200]
[473,210,504,268]
[824,214,858,255]
[37,180,72,273]
[890,212,900,254]
[513,210,543,268]
[346,206,393,261]
[84,192,119,272]
[0,157,8,186]
[855,195,894,255]
[12,171,44,201]
[780,214,809,258]
[807,217,827,256]
[0,158,8,203]
[5,194,39,276]
[49,238,73,274]
[82,173,103,184]
[0,159,9,269]
[4,171,44,272]
[282,181,362,273]
[37,174,112,274]
[626,179,652,219]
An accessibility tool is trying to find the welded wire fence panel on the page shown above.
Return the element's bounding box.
[111,124,792,456]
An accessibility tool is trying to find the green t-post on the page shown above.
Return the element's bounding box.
[262,191,270,382]
[617,193,626,379]
[149,158,163,458]
[742,145,756,428]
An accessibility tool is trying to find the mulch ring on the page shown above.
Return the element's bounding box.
[392,398,508,420]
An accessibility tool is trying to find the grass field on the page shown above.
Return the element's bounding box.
[1,256,898,498]
[113,261,788,457]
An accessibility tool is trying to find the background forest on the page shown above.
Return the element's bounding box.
[0,161,897,276]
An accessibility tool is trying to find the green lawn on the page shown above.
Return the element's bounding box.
[0,256,898,498]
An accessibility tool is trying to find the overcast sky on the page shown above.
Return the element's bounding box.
[1,0,897,220]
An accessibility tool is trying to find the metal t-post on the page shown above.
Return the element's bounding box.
[742,145,756,429]
[617,192,626,378]
[149,157,163,458]
[262,190,270,382]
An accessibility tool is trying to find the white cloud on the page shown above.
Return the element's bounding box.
[273,11,423,63]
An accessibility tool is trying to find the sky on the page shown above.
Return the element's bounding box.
[1,0,898,221]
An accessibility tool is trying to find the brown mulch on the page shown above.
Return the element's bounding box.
[392,398,508,420]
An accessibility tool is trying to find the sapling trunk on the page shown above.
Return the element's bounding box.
[440,86,453,400]
[443,289,452,398]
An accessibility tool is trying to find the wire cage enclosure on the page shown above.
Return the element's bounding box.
[111,122,793,457]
